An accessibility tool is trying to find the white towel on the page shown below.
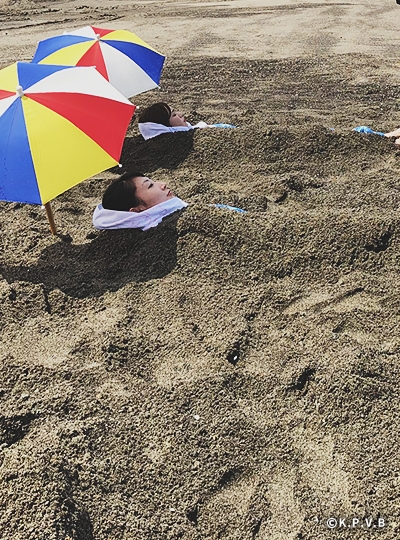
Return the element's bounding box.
[138,121,209,140]
[93,197,188,231]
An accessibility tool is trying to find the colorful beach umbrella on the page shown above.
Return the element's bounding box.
[32,26,165,99]
[0,62,135,208]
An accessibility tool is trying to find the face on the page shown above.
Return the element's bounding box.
[169,109,187,127]
[130,176,175,212]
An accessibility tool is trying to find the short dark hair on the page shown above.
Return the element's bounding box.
[138,102,172,127]
[102,171,145,211]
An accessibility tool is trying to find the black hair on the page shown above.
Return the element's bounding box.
[138,102,172,127]
[102,171,145,211]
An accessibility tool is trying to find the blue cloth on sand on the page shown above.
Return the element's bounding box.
[212,123,236,128]
[353,126,385,137]
[213,204,246,213]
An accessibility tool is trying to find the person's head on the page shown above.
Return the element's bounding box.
[138,102,187,127]
[102,171,175,213]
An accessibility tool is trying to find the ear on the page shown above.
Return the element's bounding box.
[129,205,147,213]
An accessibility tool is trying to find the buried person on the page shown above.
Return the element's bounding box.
[138,102,235,140]
[93,171,245,231]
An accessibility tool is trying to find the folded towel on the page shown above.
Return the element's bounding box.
[213,204,246,213]
[138,121,236,140]
[138,121,206,140]
[211,123,237,129]
[353,126,385,137]
[93,197,188,231]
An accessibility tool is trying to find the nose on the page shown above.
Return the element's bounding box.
[160,183,167,190]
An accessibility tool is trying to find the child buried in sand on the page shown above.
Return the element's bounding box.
[93,171,245,231]
[138,102,235,140]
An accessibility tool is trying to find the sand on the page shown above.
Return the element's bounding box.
[1,1,400,539]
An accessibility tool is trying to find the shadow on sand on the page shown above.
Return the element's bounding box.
[1,213,182,299]
[112,130,195,173]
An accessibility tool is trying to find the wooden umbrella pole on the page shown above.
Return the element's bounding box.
[44,201,57,235]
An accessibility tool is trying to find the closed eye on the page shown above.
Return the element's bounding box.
[148,183,154,189]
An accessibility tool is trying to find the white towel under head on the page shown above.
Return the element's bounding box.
[93,197,188,231]
[138,121,209,140]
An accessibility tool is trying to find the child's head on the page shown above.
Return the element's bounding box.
[138,102,187,127]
